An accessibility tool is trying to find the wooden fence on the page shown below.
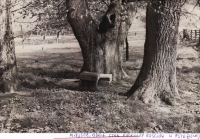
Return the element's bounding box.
[30,29,71,36]
[183,29,200,42]
[15,29,72,38]
[189,30,200,41]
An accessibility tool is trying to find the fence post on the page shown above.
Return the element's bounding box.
[195,30,197,40]
[30,31,32,37]
[190,30,192,40]
[126,37,129,61]
[199,30,200,44]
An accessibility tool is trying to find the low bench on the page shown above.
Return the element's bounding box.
[80,71,112,91]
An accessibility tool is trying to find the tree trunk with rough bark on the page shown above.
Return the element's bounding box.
[125,0,184,105]
[67,0,135,82]
[0,0,18,93]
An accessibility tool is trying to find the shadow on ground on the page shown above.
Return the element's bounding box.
[16,46,82,91]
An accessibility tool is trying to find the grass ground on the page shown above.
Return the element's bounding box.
[0,33,199,133]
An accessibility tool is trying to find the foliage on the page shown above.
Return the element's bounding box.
[12,0,71,33]
[11,0,148,34]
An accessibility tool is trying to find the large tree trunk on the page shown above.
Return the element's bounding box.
[67,0,135,81]
[0,0,18,93]
[125,0,184,105]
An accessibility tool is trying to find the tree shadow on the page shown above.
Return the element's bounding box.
[23,68,80,79]
[18,68,80,90]
[16,47,83,91]
[19,79,80,91]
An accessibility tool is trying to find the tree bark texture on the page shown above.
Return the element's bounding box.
[0,0,18,93]
[67,0,136,81]
[126,0,184,105]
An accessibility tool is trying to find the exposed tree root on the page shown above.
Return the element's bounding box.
[124,80,180,106]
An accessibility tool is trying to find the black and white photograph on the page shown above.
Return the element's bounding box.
[0,0,199,133]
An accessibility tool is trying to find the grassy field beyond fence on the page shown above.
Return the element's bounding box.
[14,35,77,46]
